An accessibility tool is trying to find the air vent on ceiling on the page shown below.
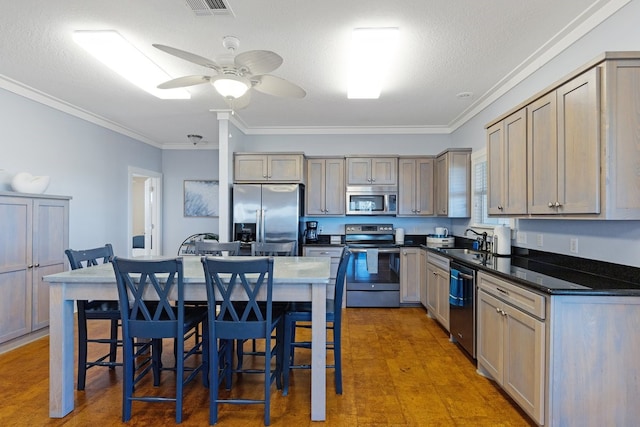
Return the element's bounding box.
[185,0,234,17]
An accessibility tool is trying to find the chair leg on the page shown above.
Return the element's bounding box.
[210,338,220,425]
[236,339,244,371]
[175,335,184,424]
[109,318,118,368]
[334,325,342,395]
[152,339,162,387]
[122,338,134,422]
[77,312,88,391]
[282,316,293,396]
[264,337,271,426]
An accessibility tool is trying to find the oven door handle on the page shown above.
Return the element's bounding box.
[348,247,401,254]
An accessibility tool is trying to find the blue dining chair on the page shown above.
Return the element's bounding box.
[282,247,351,396]
[201,256,283,426]
[112,256,209,424]
[65,244,120,391]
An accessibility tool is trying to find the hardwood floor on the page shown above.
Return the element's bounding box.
[0,307,535,426]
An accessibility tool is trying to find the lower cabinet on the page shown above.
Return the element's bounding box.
[419,249,428,308]
[303,245,345,307]
[426,252,450,331]
[0,193,70,350]
[400,247,421,304]
[477,272,545,425]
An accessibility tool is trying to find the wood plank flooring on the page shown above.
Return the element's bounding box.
[0,307,535,426]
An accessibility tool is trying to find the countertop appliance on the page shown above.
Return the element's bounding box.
[232,183,303,254]
[304,220,318,243]
[449,260,477,359]
[426,235,456,248]
[493,225,511,255]
[345,185,397,215]
[345,223,400,307]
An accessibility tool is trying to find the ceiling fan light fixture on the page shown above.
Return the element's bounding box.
[212,75,250,99]
[73,30,190,100]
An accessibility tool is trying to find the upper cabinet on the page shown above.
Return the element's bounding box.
[487,52,640,219]
[487,108,528,215]
[528,68,600,215]
[234,153,305,183]
[346,156,398,185]
[435,149,471,217]
[398,157,434,216]
[306,157,345,216]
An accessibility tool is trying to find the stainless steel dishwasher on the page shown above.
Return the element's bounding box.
[449,261,477,359]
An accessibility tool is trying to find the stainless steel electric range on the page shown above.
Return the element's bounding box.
[345,223,400,307]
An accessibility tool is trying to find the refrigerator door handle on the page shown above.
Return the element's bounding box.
[255,209,262,243]
[260,209,266,242]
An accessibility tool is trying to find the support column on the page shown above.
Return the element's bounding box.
[217,111,232,242]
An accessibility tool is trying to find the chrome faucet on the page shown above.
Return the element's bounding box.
[465,229,488,251]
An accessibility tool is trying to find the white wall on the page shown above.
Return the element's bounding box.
[0,87,163,256]
[161,149,220,255]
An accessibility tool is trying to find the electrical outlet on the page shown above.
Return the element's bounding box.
[536,234,544,247]
[516,231,527,244]
[570,238,579,254]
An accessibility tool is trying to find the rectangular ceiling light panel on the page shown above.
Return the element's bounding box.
[73,30,191,100]
[347,27,399,99]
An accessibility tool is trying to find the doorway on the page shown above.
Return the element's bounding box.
[128,167,162,256]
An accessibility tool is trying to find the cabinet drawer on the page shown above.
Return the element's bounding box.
[303,246,344,279]
[478,271,546,319]
[427,252,449,271]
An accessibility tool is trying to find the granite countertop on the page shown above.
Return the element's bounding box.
[425,246,640,297]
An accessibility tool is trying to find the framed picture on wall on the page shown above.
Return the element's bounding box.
[184,180,219,217]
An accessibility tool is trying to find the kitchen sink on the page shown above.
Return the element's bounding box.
[437,247,492,266]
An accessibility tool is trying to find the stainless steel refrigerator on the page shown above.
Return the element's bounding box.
[232,183,303,253]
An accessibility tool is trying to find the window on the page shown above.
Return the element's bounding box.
[471,148,510,228]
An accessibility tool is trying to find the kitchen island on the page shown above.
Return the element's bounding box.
[426,246,640,427]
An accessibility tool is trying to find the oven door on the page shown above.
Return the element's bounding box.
[346,246,400,307]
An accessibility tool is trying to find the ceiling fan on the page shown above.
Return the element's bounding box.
[153,36,306,109]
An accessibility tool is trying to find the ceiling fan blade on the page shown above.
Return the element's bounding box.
[153,44,221,71]
[224,90,251,110]
[157,75,211,89]
[253,75,306,98]
[235,50,283,75]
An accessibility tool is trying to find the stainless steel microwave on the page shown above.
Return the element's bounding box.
[345,186,397,215]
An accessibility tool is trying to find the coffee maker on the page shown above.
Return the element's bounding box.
[304,221,319,243]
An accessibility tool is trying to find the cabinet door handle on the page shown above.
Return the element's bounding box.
[501,310,507,316]
[34,263,40,268]
[498,205,503,210]
[555,201,562,208]
[548,202,554,208]
[28,264,34,269]
[495,307,501,313]
[496,287,509,295]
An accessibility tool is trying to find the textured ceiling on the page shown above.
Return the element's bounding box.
[0,0,624,148]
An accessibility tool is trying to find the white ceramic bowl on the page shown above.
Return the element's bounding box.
[11,172,50,194]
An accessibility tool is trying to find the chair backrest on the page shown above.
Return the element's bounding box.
[332,248,352,319]
[65,244,114,270]
[195,241,241,256]
[112,257,185,339]
[201,257,275,341]
[251,241,296,256]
